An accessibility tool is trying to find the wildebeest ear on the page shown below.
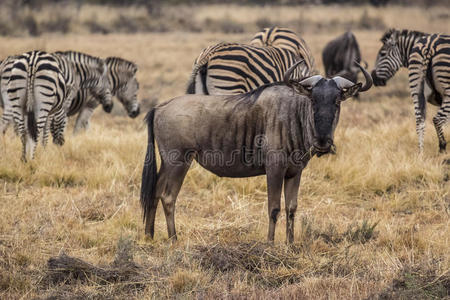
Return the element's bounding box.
[297,75,322,96]
[341,83,362,100]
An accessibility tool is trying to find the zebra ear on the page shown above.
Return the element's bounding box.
[131,63,138,75]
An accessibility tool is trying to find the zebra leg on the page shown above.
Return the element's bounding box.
[50,111,67,146]
[432,96,449,153]
[42,116,52,147]
[409,69,427,153]
[73,106,95,134]
[16,114,36,162]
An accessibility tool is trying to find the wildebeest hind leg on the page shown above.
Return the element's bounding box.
[266,168,285,242]
[158,161,191,241]
[284,171,302,244]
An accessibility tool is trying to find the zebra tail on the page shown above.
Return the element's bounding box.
[141,109,158,236]
[186,63,208,94]
[417,59,429,121]
[25,61,38,142]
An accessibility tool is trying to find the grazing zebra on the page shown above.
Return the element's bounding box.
[0,56,19,135]
[371,29,450,153]
[4,51,77,161]
[3,50,112,161]
[186,27,315,95]
[67,56,140,134]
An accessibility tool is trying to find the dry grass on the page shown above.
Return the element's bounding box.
[0,4,449,299]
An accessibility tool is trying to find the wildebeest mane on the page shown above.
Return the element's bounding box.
[224,81,286,107]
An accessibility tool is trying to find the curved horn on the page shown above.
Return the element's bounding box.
[355,61,373,92]
[333,76,355,89]
[283,59,305,85]
[299,75,323,88]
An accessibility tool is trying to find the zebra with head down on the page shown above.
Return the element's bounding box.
[1,50,112,161]
[68,56,140,134]
[372,29,450,153]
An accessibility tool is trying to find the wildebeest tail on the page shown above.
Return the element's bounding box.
[141,109,158,230]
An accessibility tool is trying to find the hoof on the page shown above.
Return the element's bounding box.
[53,138,65,146]
[103,103,113,113]
[439,142,447,153]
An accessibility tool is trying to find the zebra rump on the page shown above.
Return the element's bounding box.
[186,27,315,95]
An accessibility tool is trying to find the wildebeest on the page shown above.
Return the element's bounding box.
[322,31,366,97]
[141,60,372,243]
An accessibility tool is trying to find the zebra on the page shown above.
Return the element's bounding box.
[67,56,140,134]
[3,51,77,161]
[249,27,315,73]
[371,29,450,153]
[0,56,19,135]
[3,50,112,161]
[186,27,315,95]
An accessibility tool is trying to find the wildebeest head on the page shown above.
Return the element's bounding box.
[371,29,402,86]
[285,60,372,156]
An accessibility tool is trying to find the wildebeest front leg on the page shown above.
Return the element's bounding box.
[266,167,285,242]
[284,171,302,244]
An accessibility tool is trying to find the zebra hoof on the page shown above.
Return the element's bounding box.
[103,103,113,113]
[439,142,447,153]
[53,139,65,146]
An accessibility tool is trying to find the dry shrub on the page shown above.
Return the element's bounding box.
[357,10,386,30]
[373,262,450,299]
[193,237,372,288]
[204,17,245,34]
[255,17,273,30]
[44,237,144,288]
[84,20,110,34]
[40,15,72,34]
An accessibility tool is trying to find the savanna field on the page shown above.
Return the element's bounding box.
[0,3,449,299]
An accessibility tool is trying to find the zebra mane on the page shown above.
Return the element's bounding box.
[55,51,103,64]
[381,28,427,43]
[105,56,137,74]
[105,57,138,92]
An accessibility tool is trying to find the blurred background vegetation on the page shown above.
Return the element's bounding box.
[0,0,447,37]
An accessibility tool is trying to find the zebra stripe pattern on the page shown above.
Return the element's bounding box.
[372,29,450,152]
[38,51,113,147]
[4,50,75,161]
[67,56,140,133]
[186,27,315,95]
[250,27,315,74]
[0,56,19,135]
[1,50,112,160]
